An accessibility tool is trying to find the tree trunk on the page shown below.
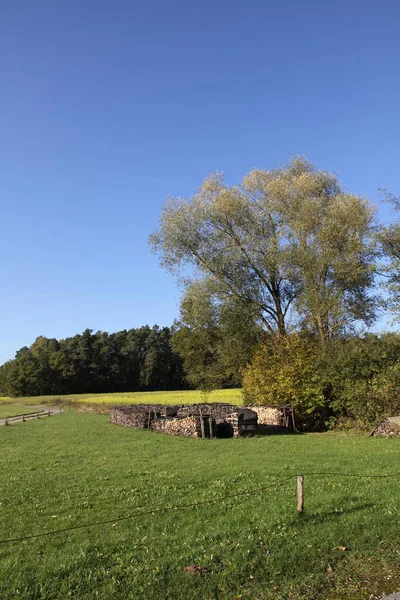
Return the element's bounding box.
[277,310,286,336]
[270,279,287,336]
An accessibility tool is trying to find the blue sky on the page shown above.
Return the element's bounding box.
[1,0,399,364]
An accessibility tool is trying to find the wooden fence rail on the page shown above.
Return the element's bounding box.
[3,409,62,426]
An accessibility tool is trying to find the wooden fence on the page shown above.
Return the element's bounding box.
[3,409,62,425]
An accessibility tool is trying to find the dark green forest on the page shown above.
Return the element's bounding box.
[0,326,185,397]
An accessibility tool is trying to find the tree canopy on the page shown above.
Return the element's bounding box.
[378,191,400,319]
[150,157,376,346]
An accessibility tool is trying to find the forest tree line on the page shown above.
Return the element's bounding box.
[0,326,185,397]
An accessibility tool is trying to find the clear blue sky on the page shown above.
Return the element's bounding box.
[1,0,399,364]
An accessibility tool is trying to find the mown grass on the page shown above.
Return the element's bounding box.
[0,411,399,599]
[0,388,243,410]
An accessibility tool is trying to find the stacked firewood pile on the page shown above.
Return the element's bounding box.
[110,403,294,437]
[369,416,400,437]
[248,405,296,432]
[151,416,201,437]
[109,404,179,429]
[219,411,240,437]
[177,403,237,419]
[177,404,242,437]
[250,406,284,426]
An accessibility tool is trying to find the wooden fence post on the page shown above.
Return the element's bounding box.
[297,475,304,513]
[199,407,205,439]
[291,407,297,432]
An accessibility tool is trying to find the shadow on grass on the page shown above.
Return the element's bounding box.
[255,428,302,436]
[292,501,376,527]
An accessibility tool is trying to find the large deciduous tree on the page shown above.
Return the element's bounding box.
[260,158,377,345]
[150,168,298,335]
[150,157,377,346]
[378,192,400,319]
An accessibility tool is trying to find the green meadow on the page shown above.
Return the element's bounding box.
[0,409,399,599]
[0,405,37,418]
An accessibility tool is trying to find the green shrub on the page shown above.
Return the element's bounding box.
[242,334,331,430]
[319,333,400,426]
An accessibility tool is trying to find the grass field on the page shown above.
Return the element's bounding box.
[0,404,42,418]
[0,410,399,599]
[0,388,243,411]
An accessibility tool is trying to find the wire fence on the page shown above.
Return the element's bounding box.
[1,471,399,545]
[3,469,399,507]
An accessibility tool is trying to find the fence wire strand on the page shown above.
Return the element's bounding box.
[0,476,294,545]
[1,471,400,545]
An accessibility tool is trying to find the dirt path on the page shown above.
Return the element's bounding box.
[0,407,63,426]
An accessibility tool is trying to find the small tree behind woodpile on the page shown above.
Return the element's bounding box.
[242,334,330,430]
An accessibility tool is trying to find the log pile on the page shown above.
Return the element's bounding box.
[369,416,400,437]
[109,404,179,429]
[177,404,258,437]
[247,405,296,432]
[109,403,293,438]
[250,406,284,427]
[151,416,201,437]
[177,403,237,419]
[217,411,240,437]
[177,404,242,437]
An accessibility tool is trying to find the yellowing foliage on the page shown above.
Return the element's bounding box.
[243,334,325,420]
